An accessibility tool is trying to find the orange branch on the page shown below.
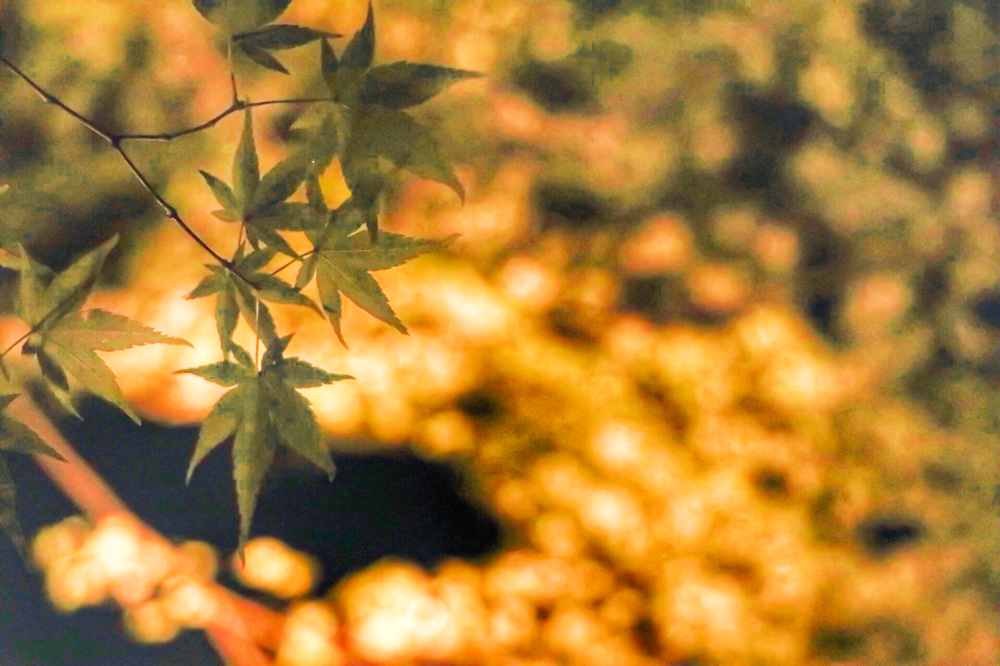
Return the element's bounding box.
[10,395,285,664]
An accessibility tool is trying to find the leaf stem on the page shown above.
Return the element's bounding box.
[270,250,314,276]
[227,37,239,107]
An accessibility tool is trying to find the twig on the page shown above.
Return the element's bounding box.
[0,55,336,283]
[116,98,337,143]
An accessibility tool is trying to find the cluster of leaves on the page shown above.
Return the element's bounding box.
[0,236,191,551]
[0,0,480,553]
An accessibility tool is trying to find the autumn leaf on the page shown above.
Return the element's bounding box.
[334,1,375,106]
[188,247,319,355]
[341,108,465,221]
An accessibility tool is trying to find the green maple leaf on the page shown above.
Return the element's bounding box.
[299,198,453,345]
[188,247,320,355]
[233,25,339,75]
[16,239,192,424]
[315,3,473,220]
[358,62,483,110]
[330,5,483,110]
[192,0,292,36]
[330,1,375,106]
[200,109,310,259]
[0,394,66,557]
[179,339,351,550]
[342,107,466,219]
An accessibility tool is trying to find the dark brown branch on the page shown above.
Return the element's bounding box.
[0,55,316,286]
[117,97,338,143]
[0,56,113,143]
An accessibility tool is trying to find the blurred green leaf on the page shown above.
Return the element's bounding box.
[336,1,375,104]
[238,42,290,74]
[359,62,483,109]
[236,24,338,50]
[234,109,260,214]
[192,0,293,35]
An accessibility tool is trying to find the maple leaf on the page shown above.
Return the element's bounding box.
[199,109,311,259]
[0,394,66,557]
[192,0,292,36]
[16,239,192,424]
[308,2,473,239]
[297,197,454,345]
[187,246,321,355]
[233,25,339,75]
[178,337,351,550]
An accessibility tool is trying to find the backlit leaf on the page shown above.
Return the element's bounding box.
[359,62,483,110]
[232,375,275,549]
[249,224,300,260]
[294,253,318,290]
[236,247,277,274]
[186,385,243,483]
[216,284,239,354]
[253,274,320,313]
[238,42,290,75]
[17,245,48,325]
[36,236,118,330]
[248,203,322,232]
[263,374,333,477]
[0,414,65,461]
[316,264,346,346]
[192,0,293,35]
[234,108,260,213]
[200,170,238,212]
[317,262,406,335]
[250,152,309,213]
[237,24,337,50]
[320,38,338,95]
[47,310,192,352]
[335,1,375,104]
[343,109,464,203]
[232,279,279,348]
[177,361,254,386]
[43,339,140,424]
[186,338,349,548]
[277,357,353,388]
[339,2,375,72]
[188,269,228,299]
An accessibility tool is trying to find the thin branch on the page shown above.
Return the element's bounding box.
[118,104,243,143]
[0,56,113,143]
[113,144,235,269]
[117,97,338,143]
[0,55,280,285]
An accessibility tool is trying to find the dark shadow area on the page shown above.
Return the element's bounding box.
[0,399,501,665]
